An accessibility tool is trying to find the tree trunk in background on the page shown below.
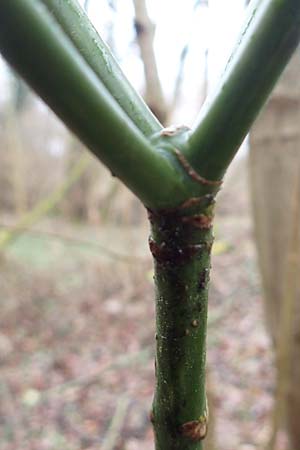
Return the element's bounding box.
[132,0,169,124]
[249,51,300,449]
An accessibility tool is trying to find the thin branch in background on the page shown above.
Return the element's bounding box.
[194,0,208,7]
[37,347,152,397]
[7,348,151,445]
[41,0,163,140]
[105,0,118,58]
[100,395,131,450]
[0,152,91,251]
[171,0,208,112]
[6,106,27,217]
[83,0,90,13]
[107,0,117,12]
[0,223,148,263]
[171,44,189,112]
[267,166,300,450]
[100,180,119,223]
[132,0,168,124]
[202,48,209,102]
[172,46,208,112]
[5,73,30,217]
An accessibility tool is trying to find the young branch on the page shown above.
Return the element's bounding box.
[1,2,300,450]
[186,0,300,182]
[149,195,214,450]
[43,0,162,137]
[101,395,130,450]
[0,0,189,209]
[1,0,300,211]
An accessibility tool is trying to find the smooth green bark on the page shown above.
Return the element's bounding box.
[149,197,214,450]
[42,0,162,137]
[186,0,300,182]
[1,0,300,207]
[1,1,300,449]
[0,0,217,210]
[0,0,192,209]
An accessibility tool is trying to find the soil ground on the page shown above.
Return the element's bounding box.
[0,157,276,450]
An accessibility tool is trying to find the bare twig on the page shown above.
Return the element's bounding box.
[171,44,189,111]
[108,0,117,12]
[6,106,27,217]
[83,0,90,13]
[132,0,168,124]
[101,395,131,450]
[38,347,152,397]
[194,0,208,6]
[171,0,208,112]
[0,222,148,263]
[0,152,91,251]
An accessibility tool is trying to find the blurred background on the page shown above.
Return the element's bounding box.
[0,1,300,449]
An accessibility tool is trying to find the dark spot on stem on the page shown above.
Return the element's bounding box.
[149,237,203,265]
[196,301,204,313]
[198,268,210,290]
[180,195,215,210]
[180,418,208,441]
[181,214,213,229]
[149,410,155,424]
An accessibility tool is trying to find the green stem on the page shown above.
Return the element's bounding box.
[42,0,161,137]
[186,0,300,182]
[148,196,214,450]
[0,0,187,209]
[2,3,300,449]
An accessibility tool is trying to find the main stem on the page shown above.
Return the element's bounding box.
[148,196,214,450]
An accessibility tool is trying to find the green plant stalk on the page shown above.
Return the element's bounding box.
[42,0,161,137]
[2,0,300,209]
[0,0,194,210]
[186,0,300,182]
[148,197,214,450]
[1,1,300,449]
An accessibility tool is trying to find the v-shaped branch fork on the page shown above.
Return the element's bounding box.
[1,0,300,209]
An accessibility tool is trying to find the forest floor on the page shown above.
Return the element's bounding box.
[0,157,279,450]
